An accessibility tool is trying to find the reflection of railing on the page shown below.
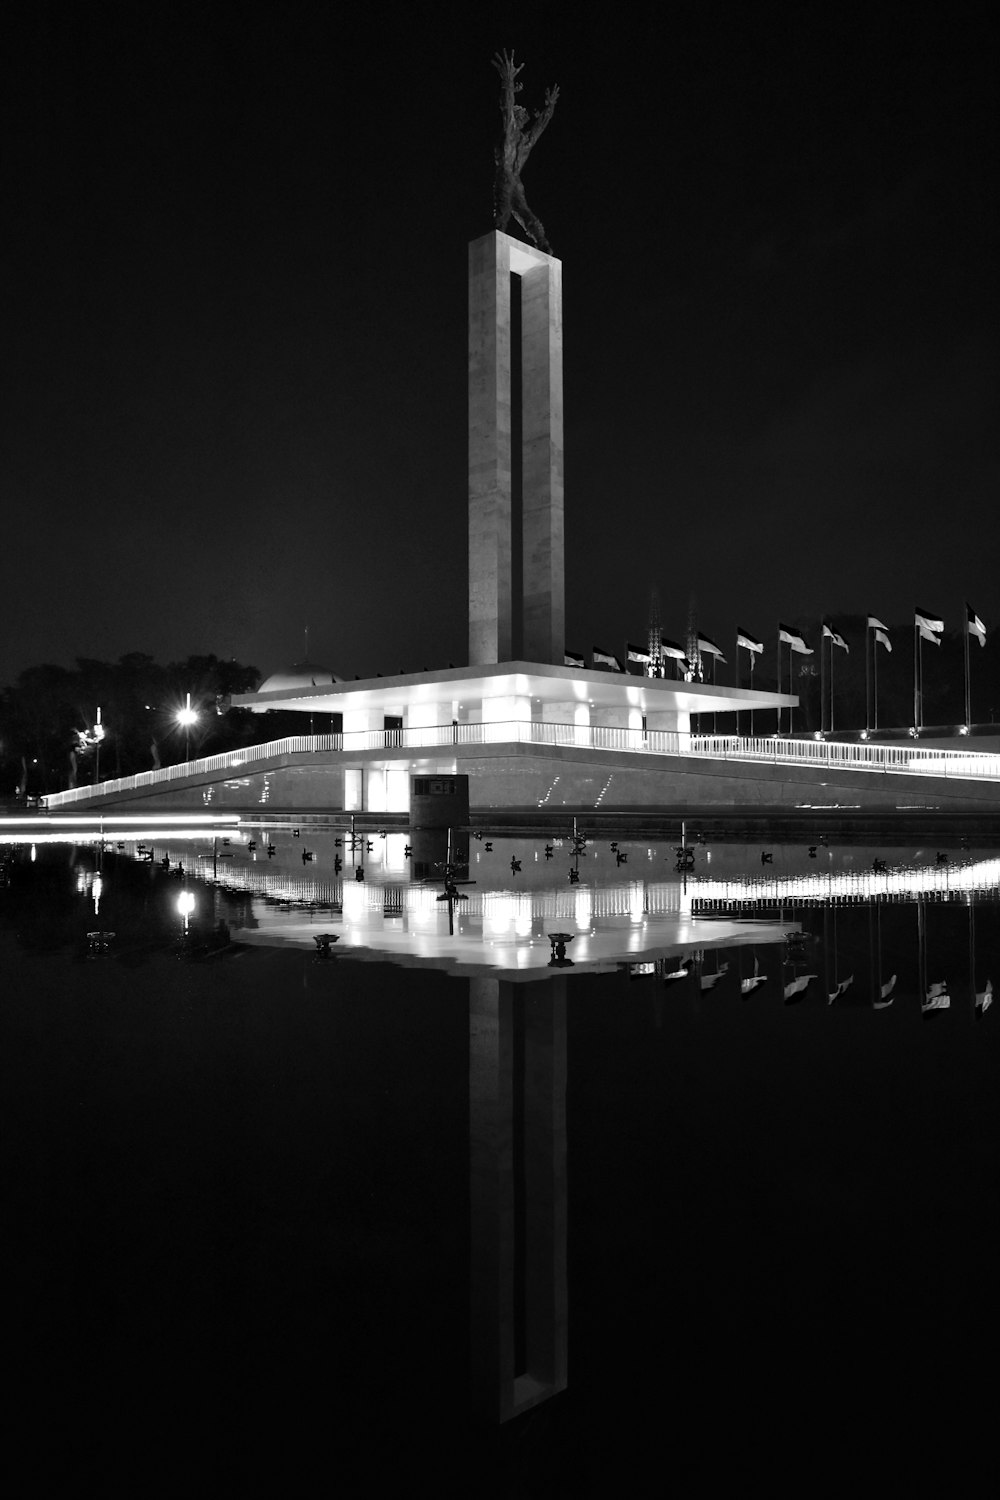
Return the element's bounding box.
[41,721,1000,807]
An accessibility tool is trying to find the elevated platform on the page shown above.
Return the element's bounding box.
[41,723,1000,818]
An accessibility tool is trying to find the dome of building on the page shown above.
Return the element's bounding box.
[258,660,345,694]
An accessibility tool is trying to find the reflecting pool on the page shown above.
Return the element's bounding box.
[3,824,998,1485]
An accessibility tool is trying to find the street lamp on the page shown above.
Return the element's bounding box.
[177,693,198,762]
[94,707,106,783]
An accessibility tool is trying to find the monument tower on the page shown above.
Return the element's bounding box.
[468,53,564,668]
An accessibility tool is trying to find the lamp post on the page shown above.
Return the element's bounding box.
[177,693,198,763]
[94,707,105,784]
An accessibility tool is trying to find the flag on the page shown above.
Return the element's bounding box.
[737,628,764,655]
[592,647,622,672]
[779,624,813,655]
[915,607,944,634]
[867,615,888,630]
[975,979,993,1015]
[660,637,687,661]
[874,628,892,653]
[627,642,651,665]
[564,649,585,668]
[967,605,986,648]
[827,974,854,1004]
[822,624,849,652]
[697,633,727,663]
[918,624,942,645]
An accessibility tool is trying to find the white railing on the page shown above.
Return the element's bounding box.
[689,733,1000,781]
[40,722,1000,807]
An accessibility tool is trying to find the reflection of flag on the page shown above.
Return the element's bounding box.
[827,974,854,1003]
[699,962,729,992]
[627,642,651,664]
[915,607,944,635]
[822,624,849,652]
[662,959,692,984]
[874,628,892,653]
[783,973,816,1002]
[976,979,993,1015]
[737,628,764,655]
[922,985,951,1015]
[868,615,888,630]
[660,637,687,661]
[740,955,766,996]
[697,634,726,663]
[967,605,987,647]
[564,649,585,668]
[779,624,813,654]
[592,647,622,671]
[873,973,896,1009]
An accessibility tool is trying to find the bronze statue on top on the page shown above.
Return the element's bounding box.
[492,51,559,255]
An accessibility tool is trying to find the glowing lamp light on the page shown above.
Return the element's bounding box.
[177,693,198,728]
[177,890,196,918]
[177,693,199,762]
[959,725,970,736]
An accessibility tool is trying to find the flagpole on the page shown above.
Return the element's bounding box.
[776,627,781,734]
[788,643,794,736]
[830,639,836,733]
[873,635,879,732]
[735,630,740,736]
[820,627,827,734]
[865,623,871,734]
[749,653,755,738]
[964,614,972,727]
[913,622,920,730]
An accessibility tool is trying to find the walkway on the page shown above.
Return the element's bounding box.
[40,722,1000,809]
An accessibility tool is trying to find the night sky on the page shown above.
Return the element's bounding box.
[3,3,996,688]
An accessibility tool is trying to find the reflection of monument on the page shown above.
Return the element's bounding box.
[469,977,567,1421]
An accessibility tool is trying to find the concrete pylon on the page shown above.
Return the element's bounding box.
[468,232,564,667]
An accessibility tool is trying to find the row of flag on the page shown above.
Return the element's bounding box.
[565,632,731,674]
[567,606,988,672]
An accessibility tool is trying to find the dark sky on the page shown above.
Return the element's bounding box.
[2,2,996,686]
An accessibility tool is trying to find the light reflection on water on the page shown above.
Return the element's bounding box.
[2,828,998,1477]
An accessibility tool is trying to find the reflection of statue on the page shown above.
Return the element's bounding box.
[492,51,559,254]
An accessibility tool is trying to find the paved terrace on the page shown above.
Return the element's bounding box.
[41,723,1000,809]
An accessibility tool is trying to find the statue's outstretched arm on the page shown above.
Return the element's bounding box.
[492,50,523,131]
[521,83,559,156]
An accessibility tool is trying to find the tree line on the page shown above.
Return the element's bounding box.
[0,653,266,797]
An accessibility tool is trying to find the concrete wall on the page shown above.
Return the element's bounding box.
[57,741,1000,817]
